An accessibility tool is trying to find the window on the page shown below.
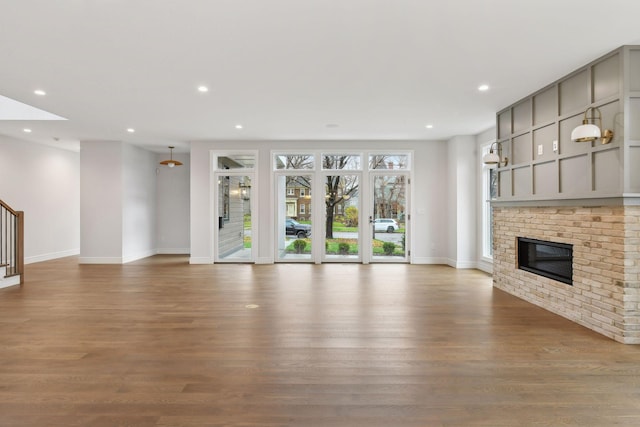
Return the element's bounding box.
[369,154,409,170]
[287,188,295,196]
[299,188,305,197]
[300,204,305,214]
[217,154,255,169]
[275,154,315,170]
[322,154,361,170]
[482,142,498,259]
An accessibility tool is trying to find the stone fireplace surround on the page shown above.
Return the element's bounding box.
[492,204,640,344]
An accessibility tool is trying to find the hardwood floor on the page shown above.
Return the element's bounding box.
[1,256,639,426]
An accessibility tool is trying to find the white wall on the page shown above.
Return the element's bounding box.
[0,135,80,263]
[156,153,190,253]
[80,141,158,263]
[122,144,157,262]
[0,135,488,268]
[80,141,124,263]
[447,135,477,268]
[190,140,450,264]
[413,139,449,264]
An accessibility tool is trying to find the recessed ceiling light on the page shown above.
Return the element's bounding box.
[34,89,46,96]
[197,86,209,93]
[127,128,135,133]
[23,128,32,133]
[235,124,243,129]
[425,124,434,129]
[326,123,339,128]
[478,84,490,92]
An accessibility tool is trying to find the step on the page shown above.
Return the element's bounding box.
[0,274,21,289]
[0,265,21,289]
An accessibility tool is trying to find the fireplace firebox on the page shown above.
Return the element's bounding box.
[517,238,573,285]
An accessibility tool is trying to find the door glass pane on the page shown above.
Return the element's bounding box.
[218,175,252,260]
[276,175,312,261]
[372,174,406,261]
[324,174,360,260]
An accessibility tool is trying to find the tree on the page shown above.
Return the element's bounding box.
[279,155,313,190]
[373,175,405,219]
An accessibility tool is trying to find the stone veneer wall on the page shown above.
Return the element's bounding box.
[493,205,640,344]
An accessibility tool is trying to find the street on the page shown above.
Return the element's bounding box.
[285,230,403,244]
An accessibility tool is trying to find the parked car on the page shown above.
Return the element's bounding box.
[286,218,312,238]
[374,218,399,233]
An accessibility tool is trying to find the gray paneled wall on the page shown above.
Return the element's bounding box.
[493,46,640,201]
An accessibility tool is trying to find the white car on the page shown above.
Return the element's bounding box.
[374,218,399,233]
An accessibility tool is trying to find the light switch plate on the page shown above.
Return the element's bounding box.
[538,144,543,155]
[553,140,558,152]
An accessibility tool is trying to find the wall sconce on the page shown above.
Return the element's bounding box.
[571,106,614,144]
[159,146,183,168]
[482,141,508,167]
[239,182,251,200]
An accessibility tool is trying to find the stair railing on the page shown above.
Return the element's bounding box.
[0,199,24,285]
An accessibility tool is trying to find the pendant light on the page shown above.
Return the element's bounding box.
[159,146,183,168]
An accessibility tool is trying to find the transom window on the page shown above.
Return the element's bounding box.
[274,154,315,170]
[322,154,361,170]
[369,154,409,170]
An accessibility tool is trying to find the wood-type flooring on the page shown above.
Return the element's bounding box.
[0,255,639,426]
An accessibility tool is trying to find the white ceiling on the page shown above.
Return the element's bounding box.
[1,0,640,153]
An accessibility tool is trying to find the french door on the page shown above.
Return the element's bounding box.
[275,173,313,262]
[369,173,409,262]
[213,152,257,263]
[215,173,254,262]
[273,152,411,264]
[322,173,361,262]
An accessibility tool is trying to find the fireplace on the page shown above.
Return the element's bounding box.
[493,206,640,344]
[517,238,573,285]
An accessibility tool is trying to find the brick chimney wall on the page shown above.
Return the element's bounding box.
[492,205,640,344]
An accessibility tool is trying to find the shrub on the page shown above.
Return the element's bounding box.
[345,206,358,226]
[293,239,307,254]
[383,241,396,255]
[338,242,350,255]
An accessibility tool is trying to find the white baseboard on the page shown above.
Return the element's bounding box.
[122,249,158,264]
[78,257,124,264]
[255,257,274,264]
[454,260,478,269]
[189,257,212,264]
[476,258,493,274]
[157,248,190,254]
[411,257,449,265]
[25,248,80,265]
